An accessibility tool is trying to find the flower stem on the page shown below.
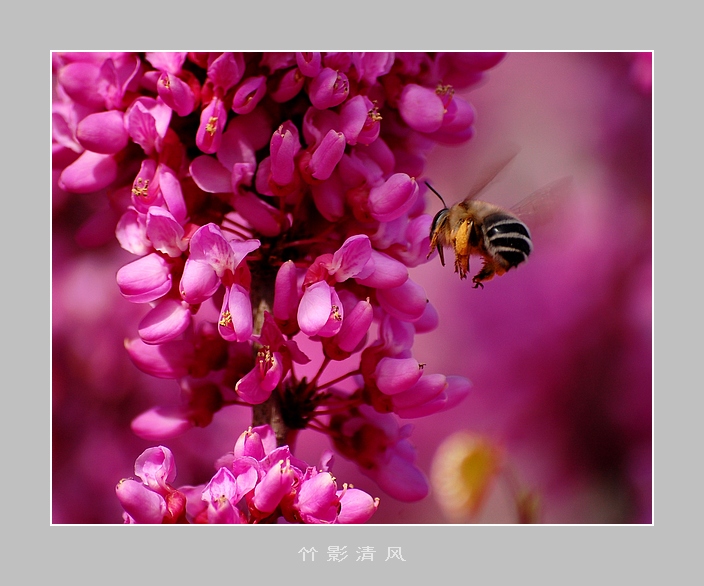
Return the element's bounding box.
[249,261,290,448]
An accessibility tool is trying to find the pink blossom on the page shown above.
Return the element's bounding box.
[236,313,309,404]
[293,470,339,523]
[324,297,374,359]
[368,173,420,222]
[116,478,167,524]
[398,84,445,133]
[307,129,346,180]
[54,52,507,523]
[232,76,267,114]
[58,150,118,193]
[376,278,428,322]
[252,459,297,514]
[137,298,191,344]
[75,110,128,154]
[339,95,381,146]
[269,67,305,103]
[124,337,193,379]
[130,405,195,440]
[156,71,197,116]
[269,121,301,186]
[116,252,173,303]
[135,446,177,491]
[331,406,429,502]
[273,260,300,334]
[196,97,227,154]
[309,67,350,109]
[202,468,246,524]
[207,52,245,93]
[336,486,379,523]
[295,52,322,77]
[125,97,172,156]
[374,356,423,395]
[179,223,260,306]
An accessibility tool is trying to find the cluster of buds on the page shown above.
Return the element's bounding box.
[116,425,379,524]
[52,52,505,520]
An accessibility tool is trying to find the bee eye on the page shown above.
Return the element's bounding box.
[430,209,448,233]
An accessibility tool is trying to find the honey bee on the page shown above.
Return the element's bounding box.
[427,157,570,289]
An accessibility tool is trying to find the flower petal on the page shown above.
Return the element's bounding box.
[298,281,333,336]
[116,252,172,303]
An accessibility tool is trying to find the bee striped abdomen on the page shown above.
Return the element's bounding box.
[483,213,533,268]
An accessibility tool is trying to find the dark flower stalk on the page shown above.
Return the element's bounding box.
[52,51,505,523]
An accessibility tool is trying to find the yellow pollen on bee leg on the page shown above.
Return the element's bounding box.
[205,116,218,136]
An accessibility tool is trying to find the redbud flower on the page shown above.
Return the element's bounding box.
[116,253,172,303]
[202,468,247,524]
[336,485,380,523]
[54,52,502,522]
[196,97,227,154]
[75,110,128,154]
[155,70,197,117]
[296,52,322,77]
[232,76,267,115]
[309,67,350,109]
[58,150,118,193]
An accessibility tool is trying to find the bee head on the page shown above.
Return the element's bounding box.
[430,207,449,236]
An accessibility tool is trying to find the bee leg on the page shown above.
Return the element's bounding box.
[472,260,496,289]
[453,220,471,280]
[428,233,446,266]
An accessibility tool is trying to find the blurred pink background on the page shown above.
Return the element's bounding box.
[52,52,652,524]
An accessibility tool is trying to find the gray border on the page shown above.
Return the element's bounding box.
[27,1,682,581]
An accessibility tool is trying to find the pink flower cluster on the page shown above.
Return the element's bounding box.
[52,52,503,515]
[116,425,378,524]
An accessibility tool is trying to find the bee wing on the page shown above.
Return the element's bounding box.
[463,148,520,202]
[510,175,574,227]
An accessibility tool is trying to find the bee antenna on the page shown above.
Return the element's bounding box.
[424,181,448,209]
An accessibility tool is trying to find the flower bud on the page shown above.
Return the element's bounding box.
[269,67,305,102]
[124,337,192,379]
[196,97,226,154]
[131,405,194,440]
[116,479,167,524]
[309,130,346,180]
[368,173,419,222]
[252,459,296,514]
[58,151,118,193]
[336,298,374,353]
[273,260,300,333]
[376,278,428,322]
[296,52,322,77]
[117,252,172,303]
[355,251,408,289]
[336,486,379,523]
[295,471,339,523]
[157,71,196,116]
[375,356,423,395]
[138,298,191,344]
[270,121,301,185]
[398,84,444,133]
[232,76,267,114]
[309,67,349,109]
[76,110,128,154]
